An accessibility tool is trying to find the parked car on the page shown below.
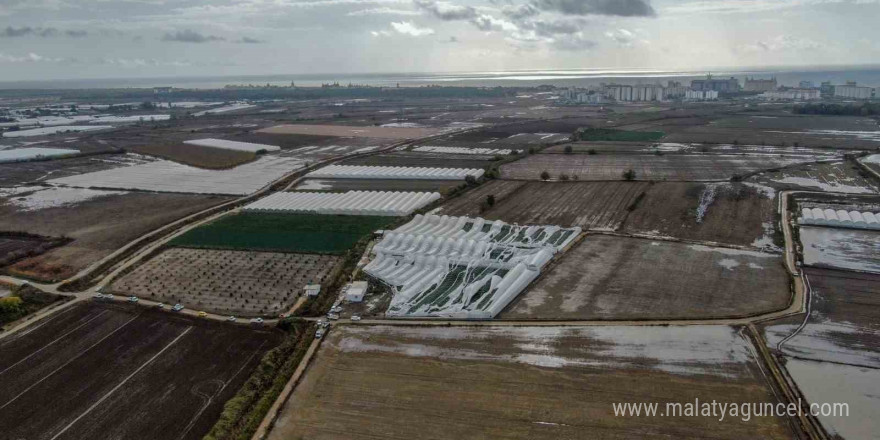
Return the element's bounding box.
[128,296,139,303]
[198,311,207,318]
[172,304,184,312]
[350,315,362,321]
[330,306,343,313]
[227,316,237,322]
[156,302,166,309]
[315,329,324,338]
[327,313,340,320]
[252,317,264,324]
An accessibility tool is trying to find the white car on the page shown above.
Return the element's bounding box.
[172,303,184,312]
[156,302,166,309]
[315,329,324,338]
[327,313,340,320]
[330,306,343,313]
[128,296,139,303]
[227,316,237,322]
[350,315,362,321]
[252,317,264,324]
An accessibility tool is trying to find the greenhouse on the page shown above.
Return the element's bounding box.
[307,165,484,180]
[799,207,880,230]
[413,146,520,155]
[363,214,580,318]
[183,138,281,152]
[243,191,441,216]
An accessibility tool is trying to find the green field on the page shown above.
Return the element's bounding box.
[171,213,391,255]
[574,128,665,142]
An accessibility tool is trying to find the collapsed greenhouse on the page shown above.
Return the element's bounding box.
[413,146,520,155]
[799,207,880,230]
[243,191,441,216]
[307,165,485,180]
[363,214,581,318]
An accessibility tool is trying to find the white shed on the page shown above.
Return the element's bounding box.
[304,284,321,297]
[345,281,368,303]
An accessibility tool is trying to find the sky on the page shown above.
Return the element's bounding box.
[1,0,879,81]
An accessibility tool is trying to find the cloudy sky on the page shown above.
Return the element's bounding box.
[1,0,879,80]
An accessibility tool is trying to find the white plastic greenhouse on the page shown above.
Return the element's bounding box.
[799,207,880,230]
[306,165,485,180]
[413,146,520,155]
[183,138,281,152]
[243,191,441,216]
[363,214,581,319]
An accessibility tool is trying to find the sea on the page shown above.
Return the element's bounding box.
[1,66,879,90]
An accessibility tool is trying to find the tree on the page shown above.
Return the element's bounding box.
[465,175,477,185]
[587,148,597,155]
[486,194,495,207]
[564,145,573,154]
[622,169,636,181]
[559,173,570,181]
[540,170,550,180]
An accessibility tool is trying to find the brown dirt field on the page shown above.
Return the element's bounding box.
[664,115,880,149]
[749,161,879,194]
[436,180,526,217]
[267,325,794,440]
[0,301,280,440]
[441,181,648,230]
[503,235,790,320]
[1,192,231,282]
[126,143,256,169]
[232,132,349,150]
[762,268,880,368]
[622,182,778,248]
[499,153,818,181]
[258,124,442,139]
[110,248,343,317]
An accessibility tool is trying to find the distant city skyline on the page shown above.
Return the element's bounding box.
[1,0,879,81]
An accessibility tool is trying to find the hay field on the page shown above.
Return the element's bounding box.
[267,325,794,440]
[127,143,256,169]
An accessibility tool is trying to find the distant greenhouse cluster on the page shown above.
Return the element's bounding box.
[413,146,521,155]
[184,138,280,153]
[0,147,79,163]
[799,207,880,230]
[307,165,485,180]
[243,191,441,216]
[364,214,581,319]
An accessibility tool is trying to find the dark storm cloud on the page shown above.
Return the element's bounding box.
[161,29,226,43]
[530,0,655,17]
[1,26,89,38]
[236,36,264,44]
[414,0,477,20]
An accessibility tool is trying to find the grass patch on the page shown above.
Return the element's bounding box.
[204,319,315,440]
[171,213,391,255]
[0,284,66,326]
[574,128,665,142]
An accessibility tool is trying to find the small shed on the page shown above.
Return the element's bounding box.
[345,281,368,303]
[304,284,321,297]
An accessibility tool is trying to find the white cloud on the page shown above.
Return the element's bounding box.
[348,7,421,16]
[390,20,435,36]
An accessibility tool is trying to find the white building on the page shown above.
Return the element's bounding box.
[834,82,874,99]
[304,284,321,297]
[606,84,665,102]
[344,281,369,303]
[684,90,719,101]
[759,89,821,101]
